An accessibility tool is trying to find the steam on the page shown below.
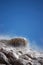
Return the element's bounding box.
[0,35,11,40]
[0,35,42,52]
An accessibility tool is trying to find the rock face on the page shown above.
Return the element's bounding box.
[0,37,43,65]
[0,48,43,65]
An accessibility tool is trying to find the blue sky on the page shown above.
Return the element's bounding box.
[0,0,43,50]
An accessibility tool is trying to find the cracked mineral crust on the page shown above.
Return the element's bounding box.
[0,38,43,65]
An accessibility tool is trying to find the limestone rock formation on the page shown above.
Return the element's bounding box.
[0,37,43,65]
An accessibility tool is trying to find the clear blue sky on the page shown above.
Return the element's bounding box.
[0,0,43,50]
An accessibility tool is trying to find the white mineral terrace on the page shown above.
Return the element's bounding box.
[0,37,43,65]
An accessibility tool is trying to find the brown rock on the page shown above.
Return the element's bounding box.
[8,38,28,47]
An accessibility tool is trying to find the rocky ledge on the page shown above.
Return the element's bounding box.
[0,47,43,65]
[0,38,43,65]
